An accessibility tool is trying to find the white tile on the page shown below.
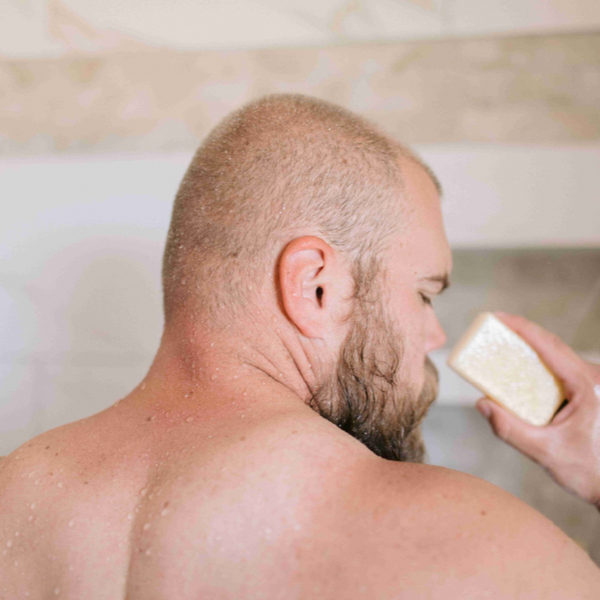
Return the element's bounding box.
[451,0,600,37]
[38,363,149,432]
[59,0,331,52]
[0,154,183,358]
[0,363,42,456]
[339,0,444,40]
[417,142,600,247]
[0,0,64,58]
[51,0,446,54]
[0,281,41,358]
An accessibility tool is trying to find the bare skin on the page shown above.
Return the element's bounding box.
[1,159,600,599]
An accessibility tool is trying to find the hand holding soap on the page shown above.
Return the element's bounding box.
[447,312,565,426]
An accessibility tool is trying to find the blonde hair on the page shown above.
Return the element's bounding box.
[162,94,429,329]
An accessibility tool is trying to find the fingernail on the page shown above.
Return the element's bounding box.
[477,402,492,419]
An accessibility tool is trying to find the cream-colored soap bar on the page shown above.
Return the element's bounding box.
[447,312,564,426]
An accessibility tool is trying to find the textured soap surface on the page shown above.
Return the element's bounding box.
[447,312,564,426]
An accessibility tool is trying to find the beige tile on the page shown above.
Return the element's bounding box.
[436,248,600,353]
[571,276,600,353]
[2,31,600,155]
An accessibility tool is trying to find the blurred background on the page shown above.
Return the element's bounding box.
[1,0,600,561]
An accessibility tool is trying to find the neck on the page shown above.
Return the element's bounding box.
[129,311,327,416]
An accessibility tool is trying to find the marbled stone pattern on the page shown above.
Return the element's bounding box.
[1,31,600,156]
[437,248,600,356]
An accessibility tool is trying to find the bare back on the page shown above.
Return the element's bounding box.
[1,396,599,599]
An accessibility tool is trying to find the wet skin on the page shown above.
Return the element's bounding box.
[1,159,599,599]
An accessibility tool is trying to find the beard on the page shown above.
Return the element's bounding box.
[307,294,439,463]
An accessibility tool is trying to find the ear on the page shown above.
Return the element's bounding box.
[278,236,342,339]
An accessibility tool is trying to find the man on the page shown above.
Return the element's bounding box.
[1,94,600,598]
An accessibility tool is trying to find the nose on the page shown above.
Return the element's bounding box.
[425,313,447,354]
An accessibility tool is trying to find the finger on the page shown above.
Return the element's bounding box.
[476,398,550,464]
[494,312,587,396]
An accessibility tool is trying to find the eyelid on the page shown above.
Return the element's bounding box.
[419,292,432,306]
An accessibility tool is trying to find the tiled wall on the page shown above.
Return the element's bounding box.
[3,0,600,58]
[2,31,600,155]
[437,248,600,352]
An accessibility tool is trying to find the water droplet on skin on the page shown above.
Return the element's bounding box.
[54,587,60,596]
[28,516,34,522]
[15,532,19,537]
[68,519,75,528]
[185,416,195,423]
[150,414,157,422]
[2,549,7,555]
[141,382,147,391]
[30,503,36,510]
[127,513,133,520]
[6,540,13,548]
[14,560,18,566]
[143,522,151,531]
[57,482,64,488]
[145,548,152,556]
[210,374,218,381]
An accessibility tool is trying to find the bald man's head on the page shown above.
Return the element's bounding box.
[162,94,434,330]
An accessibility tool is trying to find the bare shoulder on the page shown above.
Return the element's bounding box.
[341,459,600,599]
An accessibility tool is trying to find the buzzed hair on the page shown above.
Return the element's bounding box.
[162,94,436,330]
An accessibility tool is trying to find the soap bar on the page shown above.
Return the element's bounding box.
[447,312,565,426]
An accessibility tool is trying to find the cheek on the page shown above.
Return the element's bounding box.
[387,292,427,383]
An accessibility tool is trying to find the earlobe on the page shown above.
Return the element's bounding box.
[278,236,332,339]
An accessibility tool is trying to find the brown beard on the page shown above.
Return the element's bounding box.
[307,294,439,463]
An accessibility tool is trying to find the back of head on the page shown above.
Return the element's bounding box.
[162,94,408,331]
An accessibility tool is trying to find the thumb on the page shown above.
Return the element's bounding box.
[476,398,549,464]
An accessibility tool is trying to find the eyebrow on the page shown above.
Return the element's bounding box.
[420,274,451,293]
